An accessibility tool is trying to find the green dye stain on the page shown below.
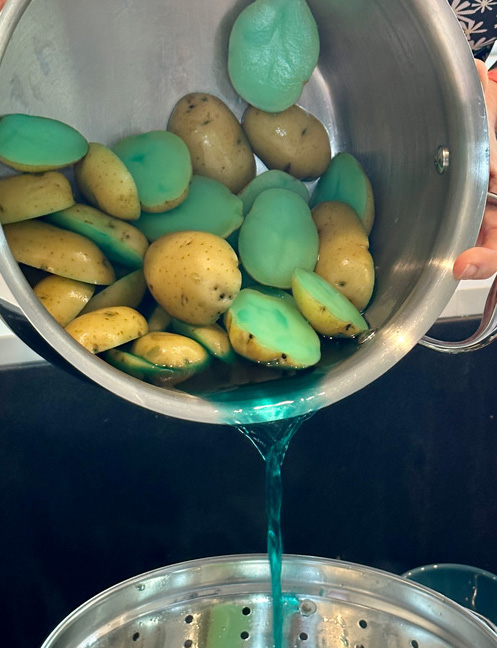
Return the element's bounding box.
[237,414,311,648]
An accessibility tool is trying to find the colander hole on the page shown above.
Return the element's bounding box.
[242,607,251,616]
[132,633,140,641]
[184,615,194,624]
[299,632,309,641]
[240,631,250,640]
[358,619,368,629]
[184,641,193,648]
[354,645,365,648]
[410,642,419,648]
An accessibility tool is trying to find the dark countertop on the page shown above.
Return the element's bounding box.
[1,317,497,647]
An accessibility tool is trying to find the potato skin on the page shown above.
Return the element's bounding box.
[168,93,256,194]
[242,104,330,180]
[74,142,141,221]
[143,231,242,326]
[65,306,148,353]
[312,201,375,312]
[34,275,94,326]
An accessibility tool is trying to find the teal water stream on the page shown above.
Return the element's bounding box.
[237,415,311,648]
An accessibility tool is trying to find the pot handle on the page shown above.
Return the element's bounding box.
[420,191,497,353]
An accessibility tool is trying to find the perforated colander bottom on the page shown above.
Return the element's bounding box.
[41,555,497,648]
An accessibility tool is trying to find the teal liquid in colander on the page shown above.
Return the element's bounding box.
[238,415,309,648]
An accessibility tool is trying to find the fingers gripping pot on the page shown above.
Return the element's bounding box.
[0,0,492,425]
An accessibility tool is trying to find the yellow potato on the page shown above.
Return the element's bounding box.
[34,275,95,326]
[147,304,172,332]
[131,331,209,371]
[74,142,141,221]
[80,269,147,314]
[0,171,74,224]
[168,93,256,194]
[3,220,115,285]
[242,104,330,180]
[312,201,375,311]
[144,230,241,326]
[65,306,148,353]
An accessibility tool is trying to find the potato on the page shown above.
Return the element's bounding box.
[65,306,148,353]
[74,142,141,221]
[171,319,235,363]
[113,130,192,213]
[104,348,193,386]
[312,201,375,312]
[292,268,368,338]
[0,171,74,225]
[310,152,375,234]
[45,203,149,270]
[242,105,330,180]
[3,220,115,285]
[168,93,256,194]
[131,331,209,373]
[144,231,241,326]
[80,269,147,315]
[34,275,95,326]
[225,287,321,369]
[0,113,88,172]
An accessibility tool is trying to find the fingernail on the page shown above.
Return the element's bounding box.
[460,264,478,279]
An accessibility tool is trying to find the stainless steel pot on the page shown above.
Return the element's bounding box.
[40,554,497,648]
[0,0,495,424]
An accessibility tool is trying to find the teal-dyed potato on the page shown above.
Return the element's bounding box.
[225,287,321,369]
[135,175,243,241]
[238,170,309,216]
[144,230,242,326]
[168,93,256,194]
[313,202,375,311]
[113,130,192,213]
[0,171,74,225]
[34,275,94,326]
[74,142,141,221]
[65,306,148,353]
[228,0,320,112]
[292,268,368,337]
[104,348,184,385]
[45,203,149,270]
[80,270,147,315]
[310,152,375,234]
[0,113,88,172]
[238,188,318,289]
[4,220,115,285]
[171,319,235,363]
[131,331,209,376]
[242,105,330,180]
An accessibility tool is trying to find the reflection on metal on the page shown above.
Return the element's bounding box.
[421,275,497,352]
[435,145,450,174]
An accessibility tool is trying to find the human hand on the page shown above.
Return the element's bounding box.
[453,60,497,280]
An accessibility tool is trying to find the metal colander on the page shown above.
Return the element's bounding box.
[41,555,497,648]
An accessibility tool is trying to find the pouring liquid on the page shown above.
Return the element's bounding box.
[237,415,311,648]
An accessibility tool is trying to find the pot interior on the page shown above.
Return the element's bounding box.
[0,0,488,423]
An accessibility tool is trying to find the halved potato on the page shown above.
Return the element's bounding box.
[131,331,209,376]
[313,201,375,311]
[0,171,74,224]
[0,113,88,172]
[45,203,149,269]
[33,275,94,326]
[3,220,115,284]
[80,270,147,315]
[225,288,321,369]
[104,348,182,385]
[292,268,368,337]
[171,319,235,363]
[65,306,148,353]
[74,142,141,221]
